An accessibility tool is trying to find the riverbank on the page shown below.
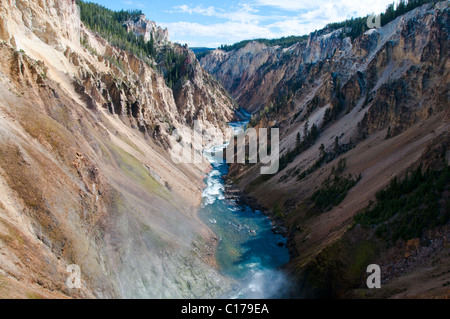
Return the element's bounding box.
[223,179,288,241]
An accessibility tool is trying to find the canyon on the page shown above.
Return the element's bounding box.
[201,0,449,298]
[0,0,448,299]
[0,0,236,298]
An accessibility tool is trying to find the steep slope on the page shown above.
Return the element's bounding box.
[202,1,450,298]
[0,0,235,298]
[202,41,282,113]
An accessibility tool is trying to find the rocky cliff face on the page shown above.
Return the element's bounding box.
[202,2,448,129]
[201,41,281,113]
[0,0,235,298]
[203,1,450,298]
[124,14,169,44]
[201,29,344,113]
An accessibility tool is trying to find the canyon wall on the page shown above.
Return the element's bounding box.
[0,0,235,298]
[202,1,450,298]
[124,14,169,44]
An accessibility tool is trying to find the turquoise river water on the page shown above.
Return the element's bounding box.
[198,111,290,298]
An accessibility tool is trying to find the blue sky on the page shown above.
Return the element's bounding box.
[87,0,397,47]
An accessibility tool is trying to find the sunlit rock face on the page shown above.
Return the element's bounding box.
[0,0,235,298]
[201,2,449,124]
[123,14,169,44]
[203,1,450,298]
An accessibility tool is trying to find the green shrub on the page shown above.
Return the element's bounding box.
[355,165,450,242]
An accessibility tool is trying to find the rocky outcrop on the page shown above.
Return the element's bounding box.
[0,0,235,298]
[124,14,169,44]
[0,0,82,50]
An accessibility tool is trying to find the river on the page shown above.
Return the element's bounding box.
[198,110,290,299]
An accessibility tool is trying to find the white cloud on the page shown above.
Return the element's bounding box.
[171,3,271,23]
[122,1,145,8]
[255,0,317,11]
[264,0,395,36]
[160,0,398,47]
[255,0,394,15]
[160,20,277,42]
[173,5,218,16]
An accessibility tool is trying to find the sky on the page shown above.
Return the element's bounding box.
[87,0,397,48]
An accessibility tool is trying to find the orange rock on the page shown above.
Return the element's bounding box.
[406,238,420,250]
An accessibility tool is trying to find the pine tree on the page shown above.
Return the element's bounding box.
[319,143,325,157]
[296,132,301,148]
[303,120,310,142]
[310,124,319,141]
[334,136,339,154]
